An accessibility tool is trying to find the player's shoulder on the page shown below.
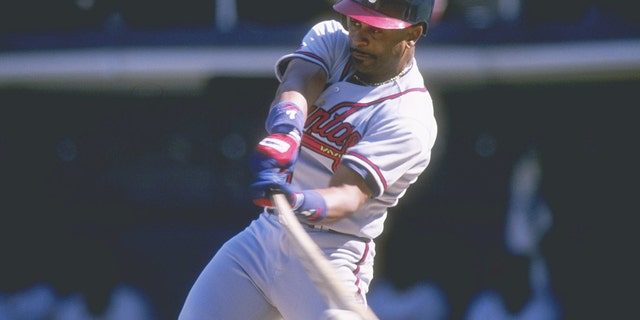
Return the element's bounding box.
[309,20,348,37]
[388,71,435,124]
[395,70,431,107]
[395,89,433,119]
[392,88,437,147]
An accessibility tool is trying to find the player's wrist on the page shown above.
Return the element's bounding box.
[280,126,302,143]
[290,189,327,222]
[265,101,305,138]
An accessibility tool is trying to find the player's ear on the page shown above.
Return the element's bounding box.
[406,25,422,46]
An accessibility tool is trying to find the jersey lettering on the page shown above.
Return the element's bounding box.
[303,104,363,171]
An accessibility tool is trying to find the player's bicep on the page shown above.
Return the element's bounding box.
[275,58,327,111]
[341,117,432,198]
[329,164,372,198]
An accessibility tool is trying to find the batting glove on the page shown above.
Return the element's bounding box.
[250,168,288,208]
[250,132,300,176]
[250,101,305,176]
[250,169,327,222]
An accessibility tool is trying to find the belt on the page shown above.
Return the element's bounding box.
[266,208,370,242]
[303,223,371,243]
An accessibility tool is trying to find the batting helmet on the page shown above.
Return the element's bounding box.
[333,0,435,35]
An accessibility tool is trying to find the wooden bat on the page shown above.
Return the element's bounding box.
[271,193,379,319]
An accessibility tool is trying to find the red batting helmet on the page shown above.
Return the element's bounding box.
[333,0,435,35]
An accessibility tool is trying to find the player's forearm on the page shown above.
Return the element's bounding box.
[312,164,372,223]
[273,91,309,115]
[316,185,369,223]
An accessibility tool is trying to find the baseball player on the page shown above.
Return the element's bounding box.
[179,0,438,319]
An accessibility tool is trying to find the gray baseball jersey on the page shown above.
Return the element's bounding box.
[277,20,437,240]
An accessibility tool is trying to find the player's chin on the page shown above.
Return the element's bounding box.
[350,56,375,72]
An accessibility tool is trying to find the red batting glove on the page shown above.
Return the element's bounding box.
[251,132,300,174]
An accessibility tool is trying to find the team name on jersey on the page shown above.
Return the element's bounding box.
[302,104,363,171]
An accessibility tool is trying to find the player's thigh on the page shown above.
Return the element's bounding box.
[270,256,332,319]
[178,248,280,320]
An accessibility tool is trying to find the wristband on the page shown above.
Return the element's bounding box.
[265,102,305,138]
[291,189,327,222]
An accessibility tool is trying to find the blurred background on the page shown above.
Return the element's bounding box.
[1,0,638,319]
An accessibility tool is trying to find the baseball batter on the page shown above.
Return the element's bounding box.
[179,0,438,319]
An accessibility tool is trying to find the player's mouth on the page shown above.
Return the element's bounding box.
[350,48,375,62]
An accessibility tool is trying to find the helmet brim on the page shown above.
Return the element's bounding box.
[333,0,412,30]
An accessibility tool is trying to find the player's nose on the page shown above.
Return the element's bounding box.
[350,28,371,47]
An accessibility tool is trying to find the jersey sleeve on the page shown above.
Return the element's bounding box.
[341,96,437,199]
[275,20,350,83]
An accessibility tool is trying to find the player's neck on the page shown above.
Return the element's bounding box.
[352,62,412,87]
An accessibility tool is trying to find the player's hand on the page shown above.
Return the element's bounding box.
[250,132,300,176]
[250,169,327,222]
[250,168,288,208]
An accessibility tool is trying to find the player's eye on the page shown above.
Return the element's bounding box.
[346,17,383,39]
[348,18,361,28]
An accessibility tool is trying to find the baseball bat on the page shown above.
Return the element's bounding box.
[271,193,379,320]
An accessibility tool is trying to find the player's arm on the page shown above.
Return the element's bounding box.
[250,58,328,208]
[272,164,371,224]
[264,60,369,223]
[316,164,372,223]
[271,58,327,116]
